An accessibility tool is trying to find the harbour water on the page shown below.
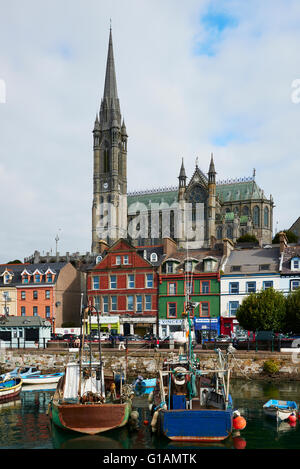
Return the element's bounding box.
[0,379,300,450]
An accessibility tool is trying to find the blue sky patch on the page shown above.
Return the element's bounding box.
[194,6,239,56]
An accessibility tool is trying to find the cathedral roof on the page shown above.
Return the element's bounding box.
[103,28,118,100]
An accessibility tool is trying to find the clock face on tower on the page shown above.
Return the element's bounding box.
[187,185,207,203]
[103,182,108,190]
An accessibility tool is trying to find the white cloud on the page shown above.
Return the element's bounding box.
[0,0,300,262]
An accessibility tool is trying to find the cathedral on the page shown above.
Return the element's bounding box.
[91,30,274,254]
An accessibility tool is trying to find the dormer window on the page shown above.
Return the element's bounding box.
[46,274,53,283]
[291,258,300,271]
[203,256,218,272]
[1,270,13,284]
[166,262,174,274]
[23,275,29,284]
[35,274,41,283]
[185,261,193,272]
[150,253,158,263]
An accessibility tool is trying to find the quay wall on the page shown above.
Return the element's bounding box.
[1,348,300,380]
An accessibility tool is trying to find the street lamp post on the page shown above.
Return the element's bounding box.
[83,304,103,396]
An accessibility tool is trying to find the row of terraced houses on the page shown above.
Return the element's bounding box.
[1,232,300,340]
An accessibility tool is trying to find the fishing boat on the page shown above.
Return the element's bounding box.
[263,399,298,421]
[48,305,133,435]
[0,377,22,403]
[0,366,40,380]
[134,376,157,395]
[150,293,236,442]
[22,372,64,385]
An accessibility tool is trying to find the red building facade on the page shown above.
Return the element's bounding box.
[87,239,159,336]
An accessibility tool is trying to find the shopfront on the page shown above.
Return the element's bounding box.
[194,317,220,342]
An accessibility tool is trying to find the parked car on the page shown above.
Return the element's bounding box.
[51,333,64,341]
[62,334,78,342]
[123,334,143,341]
[215,335,232,342]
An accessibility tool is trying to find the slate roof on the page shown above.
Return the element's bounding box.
[280,245,300,274]
[0,262,68,287]
[0,315,51,328]
[136,245,165,267]
[223,247,280,274]
[127,179,267,213]
[162,247,224,273]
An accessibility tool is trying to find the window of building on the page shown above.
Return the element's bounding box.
[263,281,273,290]
[94,296,100,312]
[259,264,270,271]
[111,296,117,311]
[231,266,241,272]
[246,282,256,293]
[35,274,41,283]
[216,226,223,240]
[229,301,239,317]
[167,303,177,318]
[110,275,117,289]
[3,273,11,284]
[123,255,129,265]
[253,206,260,227]
[201,281,210,294]
[21,291,26,300]
[127,295,134,311]
[45,290,50,299]
[200,302,209,317]
[33,291,38,300]
[292,258,300,270]
[128,275,135,289]
[23,275,29,284]
[145,295,152,310]
[185,261,193,272]
[226,226,233,238]
[291,280,300,291]
[166,262,174,274]
[92,276,100,290]
[116,256,121,265]
[146,274,153,288]
[229,282,239,294]
[21,306,26,316]
[33,306,38,316]
[168,282,176,295]
[45,306,50,318]
[136,295,142,312]
[264,206,269,227]
[103,296,108,313]
[46,273,53,283]
[150,253,158,263]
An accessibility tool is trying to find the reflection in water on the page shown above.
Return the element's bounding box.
[0,379,300,448]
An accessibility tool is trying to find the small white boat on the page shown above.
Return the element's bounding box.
[0,378,22,403]
[22,372,64,385]
[263,399,298,421]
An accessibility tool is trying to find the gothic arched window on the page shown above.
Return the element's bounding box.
[253,206,260,227]
[242,206,249,216]
[103,143,110,173]
[227,225,233,238]
[216,226,223,240]
[264,206,269,227]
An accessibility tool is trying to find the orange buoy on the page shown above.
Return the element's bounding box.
[289,414,297,424]
[233,415,247,430]
[144,420,149,425]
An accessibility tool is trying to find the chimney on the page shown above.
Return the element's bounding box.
[279,231,288,253]
[162,237,177,257]
[98,240,109,254]
[222,238,235,259]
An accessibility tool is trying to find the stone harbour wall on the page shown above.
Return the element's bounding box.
[1,349,300,380]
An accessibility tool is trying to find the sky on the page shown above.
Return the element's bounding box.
[0,0,300,263]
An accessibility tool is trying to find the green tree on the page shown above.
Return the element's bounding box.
[236,233,259,244]
[236,288,286,332]
[284,288,300,333]
[272,230,298,244]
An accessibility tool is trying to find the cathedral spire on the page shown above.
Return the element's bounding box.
[103,28,118,100]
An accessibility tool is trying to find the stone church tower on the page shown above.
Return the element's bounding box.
[92,29,128,254]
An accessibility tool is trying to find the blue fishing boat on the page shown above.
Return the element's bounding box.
[0,366,40,381]
[150,300,238,442]
[0,377,22,403]
[22,372,64,385]
[134,376,157,395]
[263,400,298,421]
